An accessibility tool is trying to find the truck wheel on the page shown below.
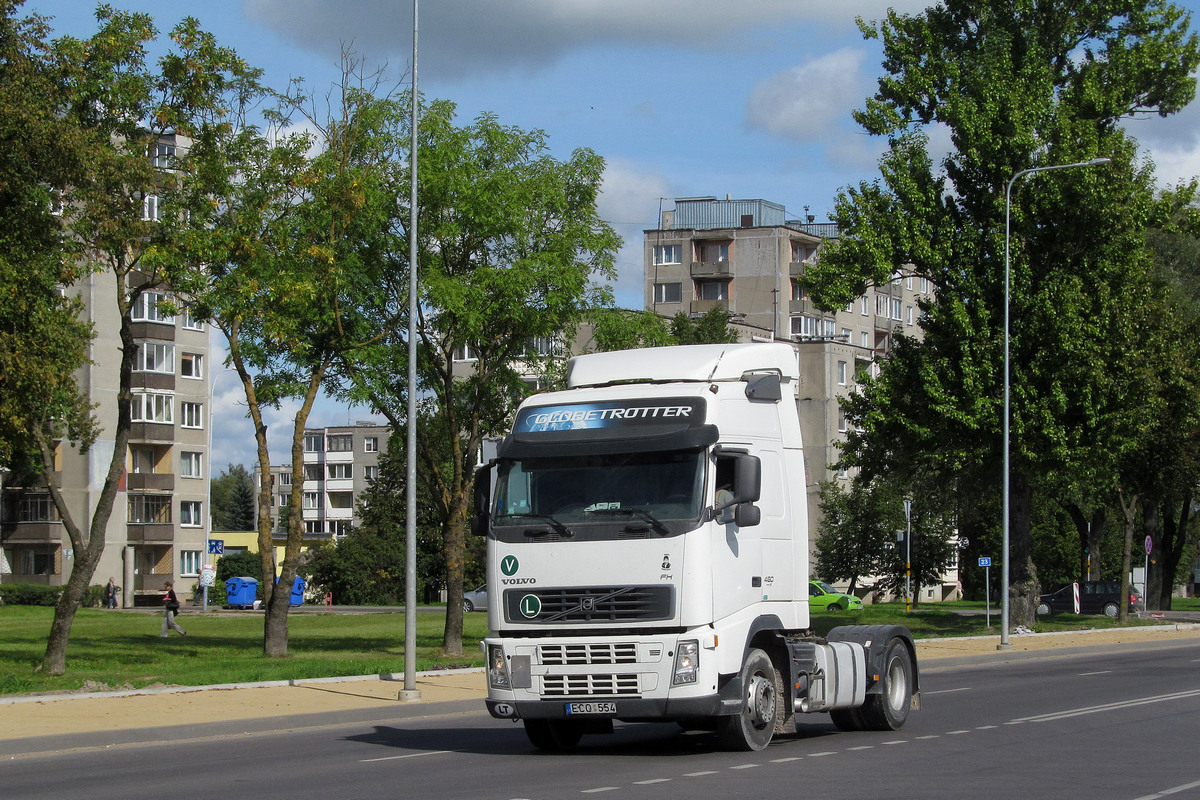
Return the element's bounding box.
[829,707,863,731]
[524,719,583,751]
[718,648,783,751]
[859,637,913,731]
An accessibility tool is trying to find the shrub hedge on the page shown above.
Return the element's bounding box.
[0,583,107,607]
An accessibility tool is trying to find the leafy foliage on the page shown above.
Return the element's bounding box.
[210,464,256,531]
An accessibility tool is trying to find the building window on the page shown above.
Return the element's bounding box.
[20,550,56,575]
[653,244,681,265]
[130,447,156,474]
[363,436,379,453]
[327,434,352,452]
[695,241,729,263]
[892,297,902,321]
[180,501,202,527]
[860,296,868,316]
[304,520,324,534]
[791,315,835,339]
[180,550,201,576]
[875,294,889,318]
[129,495,171,523]
[330,520,350,538]
[837,361,847,386]
[841,328,851,342]
[328,463,352,480]
[861,331,871,349]
[19,494,56,522]
[303,492,321,509]
[653,282,682,304]
[134,341,175,373]
[180,451,202,478]
[180,401,203,429]
[695,279,729,301]
[180,352,204,379]
[791,241,813,262]
[452,344,479,362]
[791,278,806,302]
[278,472,292,486]
[328,491,353,510]
[905,276,913,290]
[303,464,323,482]
[132,392,174,424]
[527,336,561,357]
[364,465,379,483]
[131,291,174,324]
[182,308,204,331]
[152,142,176,168]
[906,306,914,326]
[838,408,849,433]
[279,493,290,507]
[304,433,324,452]
[142,193,161,222]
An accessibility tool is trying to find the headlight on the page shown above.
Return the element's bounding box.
[488,644,510,689]
[673,640,699,685]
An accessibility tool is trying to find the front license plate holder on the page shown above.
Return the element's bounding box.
[565,701,616,715]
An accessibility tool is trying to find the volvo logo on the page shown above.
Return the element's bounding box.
[581,596,596,612]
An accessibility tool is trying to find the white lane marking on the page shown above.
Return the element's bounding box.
[1131,778,1200,799]
[771,757,803,762]
[1012,688,1200,723]
[883,740,907,745]
[1079,670,1113,676]
[360,749,452,763]
[730,763,759,770]
[916,735,941,740]
[634,779,672,785]
[809,751,837,757]
[847,745,874,751]
[581,788,619,794]
[976,725,997,730]
[685,771,718,777]
[947,730,970,735]
[922,687,971,695]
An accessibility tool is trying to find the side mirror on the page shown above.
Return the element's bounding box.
[734,454,761,504]
[734,503,761,528]
[471,465,491,537]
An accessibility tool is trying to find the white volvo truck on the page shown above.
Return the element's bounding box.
[473,343,919,751]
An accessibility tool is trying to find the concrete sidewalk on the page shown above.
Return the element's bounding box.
[2,623,1197,757]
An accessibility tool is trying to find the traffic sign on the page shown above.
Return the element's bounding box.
[200,564,216,588]
[207,538,225,555]
[1145,536,1153,555]
[978,557,991,567]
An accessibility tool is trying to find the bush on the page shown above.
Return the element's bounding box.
[0,583,111,607]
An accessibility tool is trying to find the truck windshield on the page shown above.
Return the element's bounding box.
[493,450,705,537]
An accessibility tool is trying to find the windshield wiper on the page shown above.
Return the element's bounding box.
[587,506,670,535]
[497,512,572,537]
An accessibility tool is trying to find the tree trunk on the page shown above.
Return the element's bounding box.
[1156,489,1192,611]
[1117,489,1137,623]
[1009,471,1039,628]
[441,500,467,656]
[1087,508,1105,582]
[1143,499,1161,612]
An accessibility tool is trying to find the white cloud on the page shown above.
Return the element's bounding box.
[598,159,674,309]
[745,48,870,143]
[245,0,932,81]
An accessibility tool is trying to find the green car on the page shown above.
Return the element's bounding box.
[808,580,864,612]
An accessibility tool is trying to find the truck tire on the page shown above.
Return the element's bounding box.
[524,719,583,751]
[829,707,864,731]
[858,637,913,731]
[718,648,783,751]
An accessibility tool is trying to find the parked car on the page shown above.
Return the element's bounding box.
[1036,580,1139,617]
[808,580,864,612]
[463,584,488,613]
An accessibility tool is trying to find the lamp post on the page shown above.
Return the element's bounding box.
[1000,157,1110,649]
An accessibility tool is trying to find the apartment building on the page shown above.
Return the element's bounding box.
[255,423,389,541]
[644,196,936,581]
[0,135,214,605]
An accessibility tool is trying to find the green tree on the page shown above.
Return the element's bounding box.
[806,0,1199,628]
[339,99,620,655]
[166,57,408,656]
[27,8,249,675]
[815,477,903,594]
[588,306,738,352]
[210,464,255,531]
[0,2,95,480]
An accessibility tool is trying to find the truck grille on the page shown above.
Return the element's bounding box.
[542,674,639,697]
[504,586,673,623]
[539,642,638,666]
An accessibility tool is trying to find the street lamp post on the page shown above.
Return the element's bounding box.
[1001,157,1110,649]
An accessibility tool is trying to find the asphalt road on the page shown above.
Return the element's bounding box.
[5,638,1199,800]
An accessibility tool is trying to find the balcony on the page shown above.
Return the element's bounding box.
[691,298,730,315]
[126,524,175,543]
[0,521,63,543]
[130,422,175,443]
[130,321,175,341]
[127,473,175,491]
[690,260,732,278]
[131,372,175,391]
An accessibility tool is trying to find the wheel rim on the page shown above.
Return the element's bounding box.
[885,655,908,711]
[747,671,776,730]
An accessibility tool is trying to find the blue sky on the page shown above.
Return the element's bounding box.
[35,0,1200,470]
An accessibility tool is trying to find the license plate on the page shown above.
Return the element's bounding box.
[565,701,616,715]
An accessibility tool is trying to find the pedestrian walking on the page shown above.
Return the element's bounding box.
[160,581,186,637]
[104,577,118,609]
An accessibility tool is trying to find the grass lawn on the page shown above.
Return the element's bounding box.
[0,607,489,696]
[0,600,1182,696]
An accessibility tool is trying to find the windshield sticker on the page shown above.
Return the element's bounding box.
[515,398,705,433]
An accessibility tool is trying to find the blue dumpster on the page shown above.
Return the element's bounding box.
[275,575,307,606]
[225,576,259,608]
